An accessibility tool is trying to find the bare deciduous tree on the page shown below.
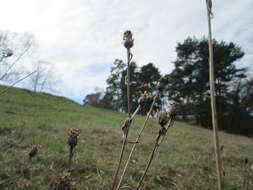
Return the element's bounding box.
[28,60,58,93]
[0,31,36,83]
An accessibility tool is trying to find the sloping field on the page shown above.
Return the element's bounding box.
[0,85,252,189]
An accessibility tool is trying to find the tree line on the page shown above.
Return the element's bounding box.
[84,37,253,136]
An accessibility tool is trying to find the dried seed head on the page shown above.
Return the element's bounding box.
[123,30,134,49]
[68,128,80,148]
[158,110,170,127]
[138,91,153,106]
[170,101,180,117]
[68,128,81,136]
[55,172,72,190]
[29,145,38,160]
[156,77,170,92]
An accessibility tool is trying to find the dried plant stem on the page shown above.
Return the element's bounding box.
[137,144,158,190]
[68,146,74,171]
[205,1,223,190]
[111,105,140,190]
[136,117,174,190]
[126,48,131,118]
[131,105,141,120]
[112,33,134,190]
[158,120,175,146]
[115,94,158,190]
[112,133,128,190]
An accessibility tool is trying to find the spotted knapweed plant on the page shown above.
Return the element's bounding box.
[112,30,177,190]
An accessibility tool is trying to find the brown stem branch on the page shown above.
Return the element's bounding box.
[68,146,74,171]
[111,105,140,190]
[136,117,174,190]
[115,94,158,190]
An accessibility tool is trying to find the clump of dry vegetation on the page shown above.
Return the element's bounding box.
[54,172,74,190]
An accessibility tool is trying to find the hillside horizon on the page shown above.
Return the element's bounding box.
[0,84,252,189]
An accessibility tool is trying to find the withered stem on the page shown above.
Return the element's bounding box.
[115,93,158,190]
[68,146,74,171]
[136,117,174,190]
[112,105,140,190]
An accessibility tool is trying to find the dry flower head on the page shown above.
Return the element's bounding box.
[123,30,134,49]
[68,128,80,148]
[158,110,170,127]
[170,101,180,117]
[68,128,80,136]
[138,91,153,106]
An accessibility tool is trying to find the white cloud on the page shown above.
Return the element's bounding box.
[0,0,252,103]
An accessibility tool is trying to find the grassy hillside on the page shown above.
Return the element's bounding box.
[0,85,252,190]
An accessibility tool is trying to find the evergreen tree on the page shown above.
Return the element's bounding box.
[167,37,247,133]
[103,59,126,110]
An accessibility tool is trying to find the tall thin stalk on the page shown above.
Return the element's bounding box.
[126,48,131,118]
[205,1,223,190]
[111,30,134,190]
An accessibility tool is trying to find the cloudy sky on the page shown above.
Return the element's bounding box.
[0,0,252,103]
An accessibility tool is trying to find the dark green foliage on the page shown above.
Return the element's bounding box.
[167,37,252,135]
[103,59,126,110]
[99,60,161,114]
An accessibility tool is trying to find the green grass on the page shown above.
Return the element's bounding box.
[0,85,252,190]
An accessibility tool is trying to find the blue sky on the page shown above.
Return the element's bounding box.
[0,0,252,103]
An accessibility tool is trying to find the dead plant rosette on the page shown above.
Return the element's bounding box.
[54,172,74,190]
